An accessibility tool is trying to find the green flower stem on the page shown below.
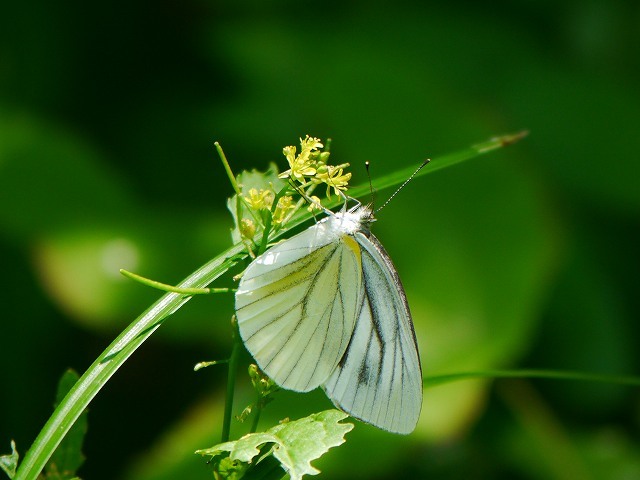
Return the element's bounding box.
[258,214,274,256]
[249,398,263,434]
[222,330,242,443]
[424,369,640,388]
[216,142,242,197]
[216,142,263,235]
[120,269,234,295]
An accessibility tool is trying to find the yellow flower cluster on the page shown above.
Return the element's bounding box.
[236,135,353,243]
[279,135,352,198]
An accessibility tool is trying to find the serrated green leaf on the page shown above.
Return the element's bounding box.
[0,441,19,479]
[197,410,354,480]
[44,370,87,480]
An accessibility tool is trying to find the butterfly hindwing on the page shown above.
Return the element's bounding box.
[323,230,422,434]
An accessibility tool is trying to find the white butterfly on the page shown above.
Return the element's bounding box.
[235,203,422,434]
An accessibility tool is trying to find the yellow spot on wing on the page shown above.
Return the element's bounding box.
[342,235,362,269]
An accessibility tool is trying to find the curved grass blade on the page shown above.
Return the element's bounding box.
[14,245,244,480]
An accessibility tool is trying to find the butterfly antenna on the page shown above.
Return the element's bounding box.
[375,158,431,213]
[365,161,375,209]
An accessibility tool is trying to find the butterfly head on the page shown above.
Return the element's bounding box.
[330,203,375,235]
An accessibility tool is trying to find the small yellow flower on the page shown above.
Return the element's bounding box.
[279,135,324,182]
[244,188,274,210]
[315,164,352,198]
[299,135,323,153]
[282,145,297,169]
[273,195,295,224]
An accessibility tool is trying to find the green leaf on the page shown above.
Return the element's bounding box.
[197,410,354,480]
[0,441,19,479]
[43,370,87,480]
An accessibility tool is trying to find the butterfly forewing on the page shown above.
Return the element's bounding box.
[323,231,422,434]
[236,219,363,392]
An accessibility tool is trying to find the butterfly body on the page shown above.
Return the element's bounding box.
[235,205,422,434]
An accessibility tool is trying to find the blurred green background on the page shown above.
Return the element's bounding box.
[1,1,639,479]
